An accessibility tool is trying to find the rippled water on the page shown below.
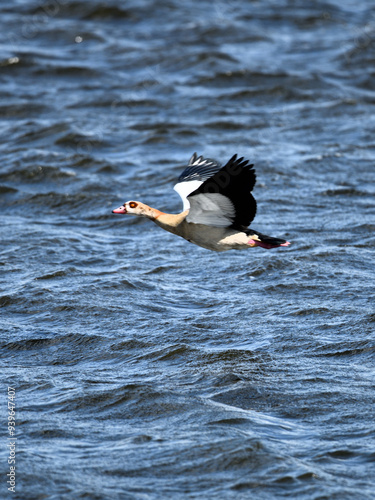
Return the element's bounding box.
[1,1,375,498]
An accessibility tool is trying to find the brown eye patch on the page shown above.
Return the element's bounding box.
[129,202,138,209]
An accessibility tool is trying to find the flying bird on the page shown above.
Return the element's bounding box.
[112,153,290,252]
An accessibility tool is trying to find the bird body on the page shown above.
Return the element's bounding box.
[154,209,253,251]
[112,153,290,252]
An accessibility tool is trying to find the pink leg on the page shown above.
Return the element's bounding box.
[248,239,290,249]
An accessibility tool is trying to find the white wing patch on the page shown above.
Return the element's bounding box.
[174,180,202,210]
[186,193,236,227]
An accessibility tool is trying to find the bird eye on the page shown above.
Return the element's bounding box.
[129,202,137,208]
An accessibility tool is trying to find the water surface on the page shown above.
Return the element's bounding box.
[1,1,375,498]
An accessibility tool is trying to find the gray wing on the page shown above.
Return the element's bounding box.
[187,155,257,228]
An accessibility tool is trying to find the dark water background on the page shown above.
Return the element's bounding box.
[1,1,375,498]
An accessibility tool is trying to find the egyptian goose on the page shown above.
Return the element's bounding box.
[112,153,290,252]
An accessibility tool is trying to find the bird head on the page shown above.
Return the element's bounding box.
[112,201,156,219]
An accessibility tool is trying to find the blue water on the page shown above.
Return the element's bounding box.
[1,1,375,498]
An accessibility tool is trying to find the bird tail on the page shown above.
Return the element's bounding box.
[247,230,290,249]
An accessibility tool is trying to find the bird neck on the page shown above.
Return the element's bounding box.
[137,203,188,234]
[153,209,189,234]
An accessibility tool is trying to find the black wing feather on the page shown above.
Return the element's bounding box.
[188,154,257,229]
[177,153,222,183]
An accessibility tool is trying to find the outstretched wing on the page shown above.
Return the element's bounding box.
[186,154,257,229]
[174,153,222,210]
